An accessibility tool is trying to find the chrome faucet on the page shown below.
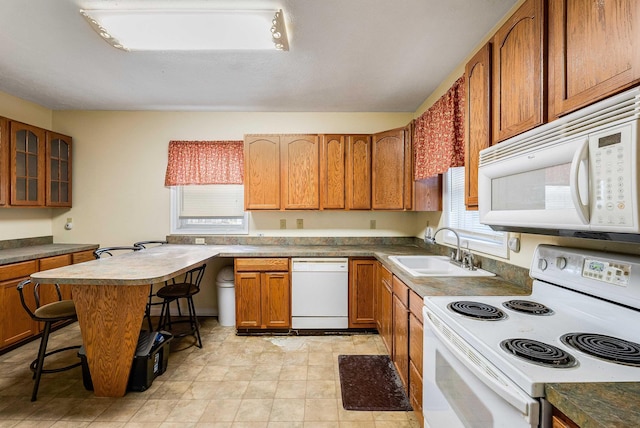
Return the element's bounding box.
[425,227,462,263]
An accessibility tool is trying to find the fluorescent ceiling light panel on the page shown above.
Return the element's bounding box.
[80,9,289,51]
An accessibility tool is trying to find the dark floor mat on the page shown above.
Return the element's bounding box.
[338,354,413,411]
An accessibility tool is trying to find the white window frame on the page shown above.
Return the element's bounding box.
[170,184,249,235]
[441,167,509,258]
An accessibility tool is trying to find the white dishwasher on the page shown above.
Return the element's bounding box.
[291,258,349,329]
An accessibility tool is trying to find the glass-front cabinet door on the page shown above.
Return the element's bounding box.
[10,121,45,206]
[46,132,72,207]
[0,117,8,206]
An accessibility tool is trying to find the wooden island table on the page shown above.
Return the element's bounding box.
[30,244,220,397]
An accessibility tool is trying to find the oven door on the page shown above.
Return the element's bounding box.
[423,307,542,428]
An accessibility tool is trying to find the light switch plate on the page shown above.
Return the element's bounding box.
[296,219,303,229]
[370,220,376,229]
[280,219,286,229]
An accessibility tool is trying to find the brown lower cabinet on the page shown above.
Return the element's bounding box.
[376,263,393,356]
[0,249,95,352]
[375,262,423,426]
[392,276,410,389]
[348,258,376,328]
[234,258,290,329]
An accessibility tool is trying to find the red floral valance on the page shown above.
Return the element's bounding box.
[164,141,244,186]
[414,76,466,180]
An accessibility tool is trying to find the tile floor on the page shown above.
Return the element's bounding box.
[0,318,421,427]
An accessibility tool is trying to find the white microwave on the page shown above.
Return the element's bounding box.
[479,87,640,239]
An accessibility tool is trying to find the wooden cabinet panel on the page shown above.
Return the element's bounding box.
[234,258,291,329]
[0,117,8,207]
[320,134,346,209]
[38,254,72,302]
[348,258,376,328]
[492,0,546,143]
[45,131,72,207]
[392,292,409,389]
[262,272,290,328]
[9,121,46,206]
[235,272,262,328]
[0,260,39,348]
[235,258,289,272]
[377,265,393,356]
[72,250,96,264]
[244,135,281,210]
[409,311,423,376]
[372,128,408,210]
[281,134,319,209]
[409,360,424,426]
[346,135,371,210]
[414,176,442,212]
[548,0,640,118]
[465,42,492,209]
[552,408,579,428]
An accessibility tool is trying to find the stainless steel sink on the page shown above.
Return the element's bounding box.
[388,255,495,277]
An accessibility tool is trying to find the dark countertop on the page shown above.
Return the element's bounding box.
[0,243,99,266]
[546,383,640,427]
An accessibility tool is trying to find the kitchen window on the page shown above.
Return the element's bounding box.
[442,167,508,258]
[170,184,248,234]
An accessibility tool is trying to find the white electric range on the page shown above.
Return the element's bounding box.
[422,245,640,428]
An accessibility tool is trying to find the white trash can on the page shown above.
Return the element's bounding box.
[216,266,235,327]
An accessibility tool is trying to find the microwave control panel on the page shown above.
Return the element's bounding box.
[589,121,637,230]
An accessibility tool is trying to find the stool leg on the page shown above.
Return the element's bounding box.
[31,321,52,401]
[187,296,202,348]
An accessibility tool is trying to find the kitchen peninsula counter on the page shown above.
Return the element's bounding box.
[31,244,220,398]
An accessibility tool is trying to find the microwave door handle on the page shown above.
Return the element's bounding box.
[570,138,590,224]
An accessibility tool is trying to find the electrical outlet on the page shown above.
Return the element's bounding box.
[370,219,376,229]
[296,219,303,229]
[280,219,286,229]
[195,237,205,244]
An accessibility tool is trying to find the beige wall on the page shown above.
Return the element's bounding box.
[0,91,54,240]
[50,110,418,248]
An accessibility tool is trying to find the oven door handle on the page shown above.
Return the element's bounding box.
[424,309,539,423]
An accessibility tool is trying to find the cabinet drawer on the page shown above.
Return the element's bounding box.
[72,250,96,264]
[235,258,289,272]
[409,290,423,324]
[0,260,38,282]
[39,254,72,271]
[392,275,409,306]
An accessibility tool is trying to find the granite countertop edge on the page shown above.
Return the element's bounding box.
[545,382,640,428]
[0,243,99,266]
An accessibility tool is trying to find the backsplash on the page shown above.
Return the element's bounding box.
[0,236,53,250]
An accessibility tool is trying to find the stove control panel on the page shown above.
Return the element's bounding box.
[582,258,631,286]
[532,245,640,310]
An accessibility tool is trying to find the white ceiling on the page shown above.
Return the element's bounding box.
[0,0,518,112]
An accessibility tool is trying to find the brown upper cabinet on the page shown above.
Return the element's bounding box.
[10,121,46,206]
[320,134,346,209]
[465,42,492,209]
[371,127,412,210]
[0,117,7,207]
[244,134,319,210]
[245,131,412,211]
[1,118,73,208]
[46,131,72,207]
[281,134,319,209]
[548,0,640,118]
[244,134,281,210]
[346,134,372,210]
[492,0,546,144]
